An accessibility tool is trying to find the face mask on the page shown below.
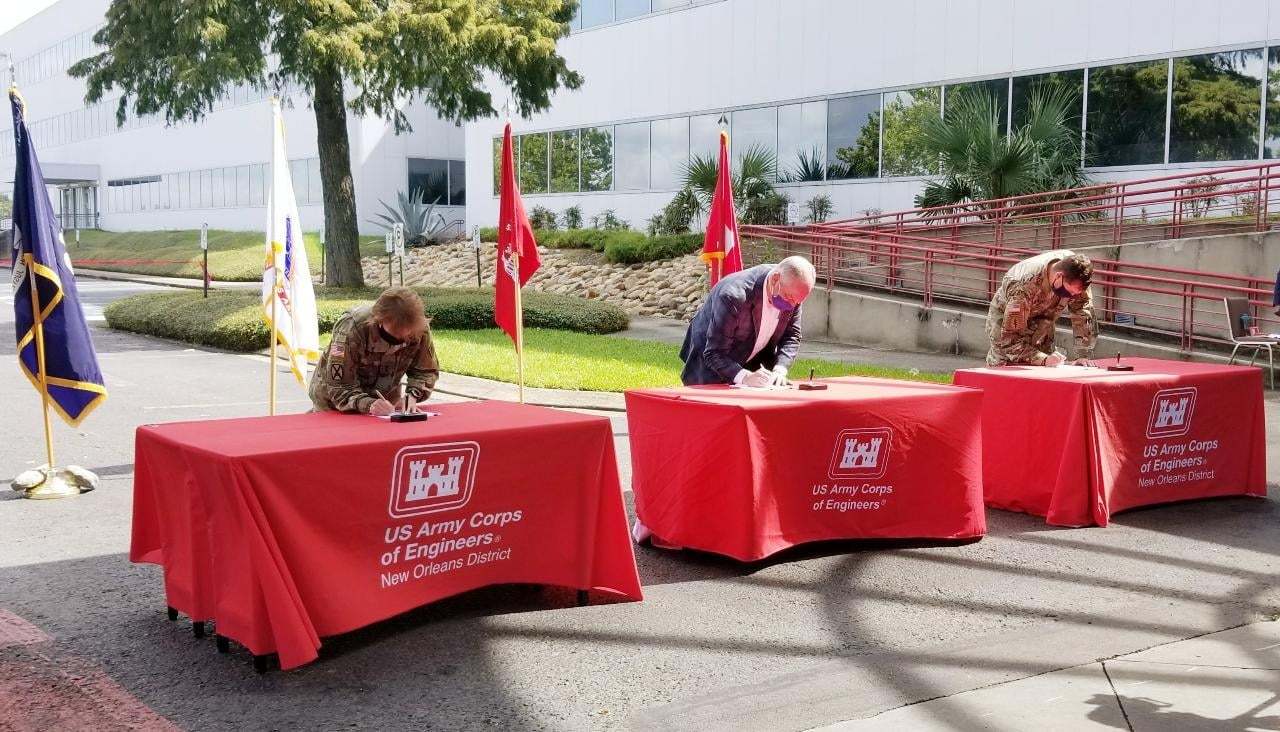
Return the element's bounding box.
[771,294,795,312]
[1053,285,1074,299]
[377,324,404,346]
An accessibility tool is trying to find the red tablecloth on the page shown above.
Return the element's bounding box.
[625,377,985,561]
[131,401,642,670]
[953,358,1267,527]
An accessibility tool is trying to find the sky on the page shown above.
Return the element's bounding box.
[0,0,60,37]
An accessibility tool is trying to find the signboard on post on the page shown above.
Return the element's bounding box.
[199,223,208,251]
[392,222,405,259]
[470,226,481,249]
[786,201,800,226]
[384,232,394,254]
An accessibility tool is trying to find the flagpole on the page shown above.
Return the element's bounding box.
[513,248,525,404]
[25,256,56,472]
[269,278,278,415]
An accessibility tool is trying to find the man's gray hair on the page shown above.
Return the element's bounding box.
[776,255,816,286]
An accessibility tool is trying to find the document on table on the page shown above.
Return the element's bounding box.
[369,411,441,420]
[729,383,791,390]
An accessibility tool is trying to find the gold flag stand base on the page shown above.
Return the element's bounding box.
[10,464,99,500]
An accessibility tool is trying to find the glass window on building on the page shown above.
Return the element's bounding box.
[882,87,941,176]
[826,94,879,180]
[616,0,650,21]
[200,169,213,208]
[550,129,581,192]
[1169,49,1264,163]
[650,116,689,189]
[580,0,613,28]
[492,137,503,195]
[1087,60,1168,166]
[449,160,465,206]
[731,106,777,171]
[409,158,449,205]
[580,126,614,191]
[519,132,549,194]
[778,101,827,182]
[690,113,724,164]
[1267,48,1280,159]
[614,121,650,191]
[1012,69,1084,138]
[944,78,1009,131]
[307,158,322,204]
[211,168,225,207]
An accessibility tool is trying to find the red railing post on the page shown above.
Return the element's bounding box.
[1111,188,1124,247]
[1257,168,1266,232]
[1181,282,1192,351]
[1172,186,1183,239]
[1051,203,1062,249]
[924,250,934,309]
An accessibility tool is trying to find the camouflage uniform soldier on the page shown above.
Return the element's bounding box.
[985,249,1098,366]
[309,287,440,415]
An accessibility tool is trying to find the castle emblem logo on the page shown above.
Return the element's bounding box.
[828,428,893,480]
[1146,387,1197,439]
[388,441,480,518]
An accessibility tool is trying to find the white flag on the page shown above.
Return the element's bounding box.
[263,98,320,384]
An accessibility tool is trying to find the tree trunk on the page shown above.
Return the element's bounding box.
[312,62,363,287]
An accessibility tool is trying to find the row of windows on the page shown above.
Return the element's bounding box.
[572,0,715,30]
[10,24,103,87]
[0,83,287,160]
[407,158,467,207]
[496,45,1280,196]
[107,158,322,214]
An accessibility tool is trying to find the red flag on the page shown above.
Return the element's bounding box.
[495,122,541,344]
[701,130,742,286]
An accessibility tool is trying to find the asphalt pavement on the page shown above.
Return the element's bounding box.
[0,278,1277,731]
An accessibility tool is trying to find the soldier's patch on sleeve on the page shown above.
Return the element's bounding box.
[330,363,343,381]
[1003,303,1027,334]
[407,386,425,400]
[331,342,345,359]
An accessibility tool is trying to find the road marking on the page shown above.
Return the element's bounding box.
[0,608,51,649]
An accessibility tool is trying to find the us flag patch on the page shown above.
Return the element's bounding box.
[331,342,345,359]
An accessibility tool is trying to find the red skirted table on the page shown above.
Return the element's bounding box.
[953,358,1267,527]
[625,377,985,561]
[131,401,642,670]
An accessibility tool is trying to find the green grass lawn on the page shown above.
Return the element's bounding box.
[69,229,386,281]
[319,328,950,391]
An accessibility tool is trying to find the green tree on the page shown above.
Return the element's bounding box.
[0,193,12,220]
[882,88,942,176]
[71,0,582,286]
[1170,52,1264,162]
[680,143,781,223]
[915,85,1088,212]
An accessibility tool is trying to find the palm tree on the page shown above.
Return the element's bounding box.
[680,143,778,217]
[915,85,1089,215]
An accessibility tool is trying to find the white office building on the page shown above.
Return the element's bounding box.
[465,0,1280,230]
[0,0,467,235]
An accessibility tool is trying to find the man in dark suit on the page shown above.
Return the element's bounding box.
[680,256,816,387]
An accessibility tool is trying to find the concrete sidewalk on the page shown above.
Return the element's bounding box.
[821,620,1280,731]
[74,267,260,291]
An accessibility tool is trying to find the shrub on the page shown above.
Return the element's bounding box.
[478,226,498,242]
[804,194,834,223]
[529,205,558,231]
[742,191,790,225]
[561,205,583,229]
[647,186,700,236]
[104,286,629,352]
[591,209,629,231]
[604,233,701,264]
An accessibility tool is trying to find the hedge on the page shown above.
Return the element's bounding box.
[476,227,700,263]
[104,286,629,352]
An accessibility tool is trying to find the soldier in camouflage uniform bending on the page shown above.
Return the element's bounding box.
[985,250,1098,367]
[309,287,440,415]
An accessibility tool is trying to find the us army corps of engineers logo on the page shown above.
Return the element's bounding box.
[1146,387,1197,439]
[388,442,480,518]
[828,428,893,480]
